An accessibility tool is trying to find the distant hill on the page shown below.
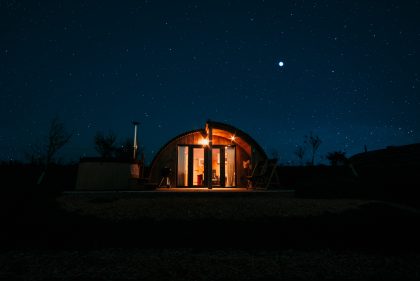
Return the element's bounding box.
[348,143,420,199]
[350,143,420,169]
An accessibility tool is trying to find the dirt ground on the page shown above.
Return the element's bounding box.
[1,248,420,281]
[57,192,368,221]
[1,192,420,280]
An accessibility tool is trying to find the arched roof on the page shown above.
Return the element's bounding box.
[206,120,267,158]
[150,120,267,171]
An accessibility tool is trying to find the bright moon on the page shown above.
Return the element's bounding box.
[279,61,284,67]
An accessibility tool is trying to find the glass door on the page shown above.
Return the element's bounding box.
[225,146,236,187]
[177,146,189,186]
[211,148,221,186]
[192,147,205,186]
[177,145,235,187]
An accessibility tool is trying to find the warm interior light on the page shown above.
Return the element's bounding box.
[199,138,209,146]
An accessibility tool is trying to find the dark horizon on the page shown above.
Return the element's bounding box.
[1,1,419,164]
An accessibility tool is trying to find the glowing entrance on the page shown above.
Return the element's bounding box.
[177,145,236,187]
[177,146,189,186]
[225,146,236,187]
[193,147,205,186]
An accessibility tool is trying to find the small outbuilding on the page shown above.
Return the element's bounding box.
[149,120,267,188]
[75,158,141,190]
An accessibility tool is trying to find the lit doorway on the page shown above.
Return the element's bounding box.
[225,146,236,187]
[211,148,221,186]
[177,145,236,187]
[177,146,188,186]
[192,147,205,186]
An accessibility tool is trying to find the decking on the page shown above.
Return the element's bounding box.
[64,188,295,197]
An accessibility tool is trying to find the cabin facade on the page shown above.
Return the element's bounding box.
[149,120,267,188]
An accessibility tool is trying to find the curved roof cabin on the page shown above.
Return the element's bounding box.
[149,120,267,188]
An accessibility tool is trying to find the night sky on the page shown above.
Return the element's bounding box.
[1,0,419,164]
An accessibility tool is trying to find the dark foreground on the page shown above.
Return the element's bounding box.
[1,191,420,280]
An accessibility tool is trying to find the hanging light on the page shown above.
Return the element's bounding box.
[199,138,209,146]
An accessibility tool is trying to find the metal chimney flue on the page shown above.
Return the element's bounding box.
[132,121,140,160]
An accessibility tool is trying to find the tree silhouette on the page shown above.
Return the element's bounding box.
[94,131,117,158]
[294,145,305,165]
[45,117,73,165]
[326,151,347,166]
[305,132,322,166]
[34,116,72,185]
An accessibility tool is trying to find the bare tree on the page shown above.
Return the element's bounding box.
[94,131,117,158]
[45,117,73,165]
[294,145,305,165]
[326,151,347,166]
[305,132,322,166]
[36,116,72,185]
